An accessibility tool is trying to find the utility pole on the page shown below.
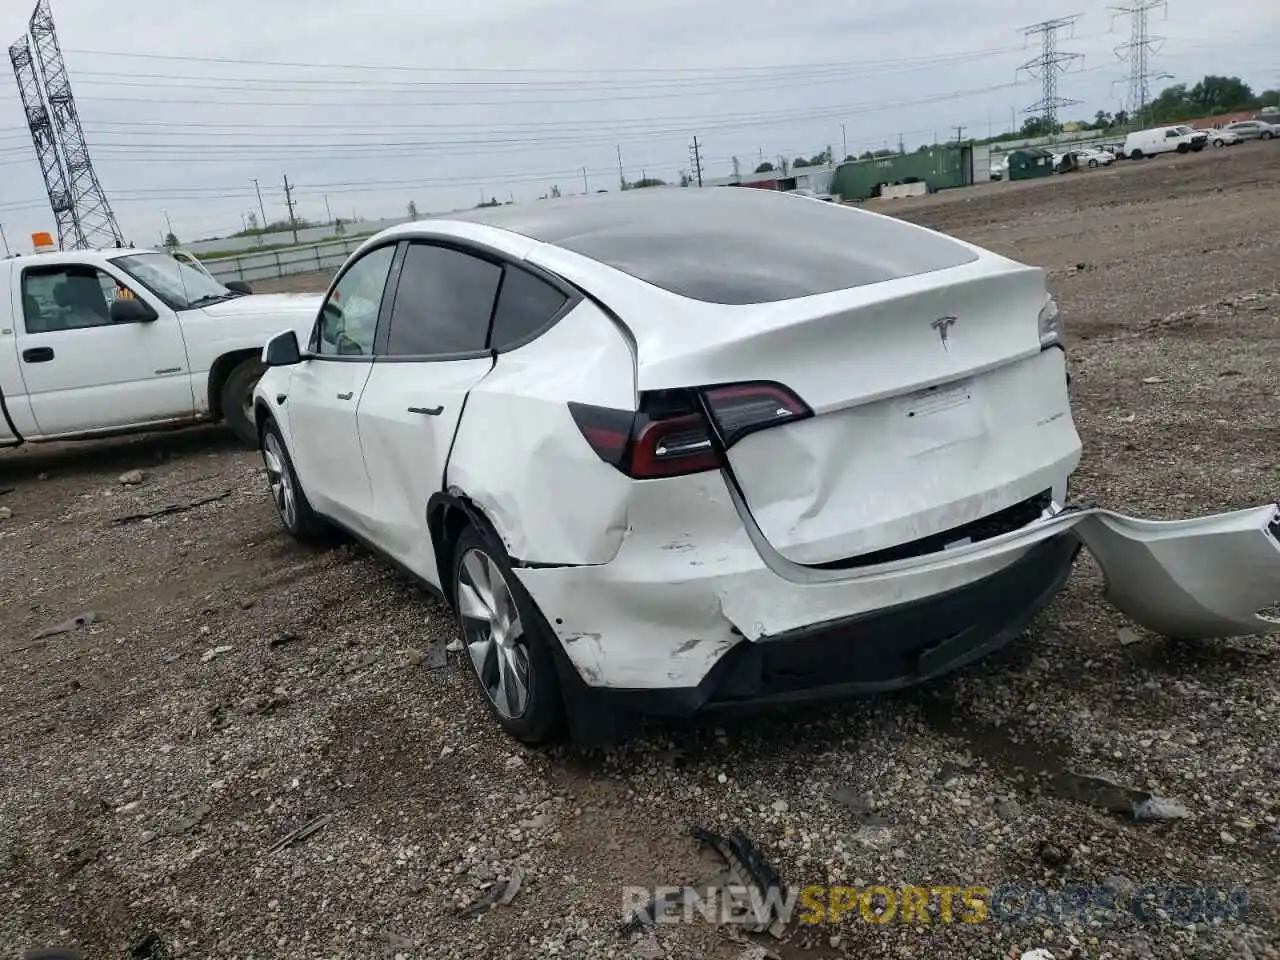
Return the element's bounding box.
[897,133,905,154]
[616,145,625,190]
[953,125,967,143]
[1018,15,1085,134]
[324,194,333,224]
[841,123,847,160]
[582,166,588,194]
[689,136,704,187]
[251,178,267,230]
[282,174,298,244]
[163,209,174,243]
[1111,1,1169,127]
[0,222,9,256]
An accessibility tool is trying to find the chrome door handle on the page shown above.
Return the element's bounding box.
[407,405,443,416]
[336,391,353,400]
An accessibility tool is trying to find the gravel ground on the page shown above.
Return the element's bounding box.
[2,143,1279,960]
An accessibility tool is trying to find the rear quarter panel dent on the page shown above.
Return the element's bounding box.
[446,299,637,565]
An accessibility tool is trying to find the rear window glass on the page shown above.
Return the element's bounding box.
[455,189,978,305]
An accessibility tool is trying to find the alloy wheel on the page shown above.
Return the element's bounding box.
[262,432,297,529]
[456,547,530,719]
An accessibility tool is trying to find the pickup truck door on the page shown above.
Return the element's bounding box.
[13,262,194,437]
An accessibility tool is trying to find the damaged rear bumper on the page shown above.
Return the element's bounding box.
[513,472,1280,710]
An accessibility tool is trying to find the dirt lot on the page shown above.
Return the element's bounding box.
[3,143,1279,960]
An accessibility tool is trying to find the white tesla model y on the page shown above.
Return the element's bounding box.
[253,188,1280,743]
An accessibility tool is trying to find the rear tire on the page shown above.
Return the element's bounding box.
[1088,158,1098,167]
[1263,131,1275,141]
[260,417,327,541]
[222,357,265,446]
[450,524,565,745]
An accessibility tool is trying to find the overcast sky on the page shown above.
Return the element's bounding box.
[0,0,1275,250]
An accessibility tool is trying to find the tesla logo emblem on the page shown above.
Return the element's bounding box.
[931,315,957,351]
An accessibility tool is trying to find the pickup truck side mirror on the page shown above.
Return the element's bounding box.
[263,330,302,367]
[225,280,253,295]
[110,297,158,324]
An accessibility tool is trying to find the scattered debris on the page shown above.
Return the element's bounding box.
[372,931,415,951]
[343,652,378,674]
[0,506,11,520]
[1038,839,1072,867]
[118,470,147,486]
[32,611,96,641]
[111,490,231,526]
[127,931,173,960]
[692,826,785,932]
[268,631,299,649]
[1021,950,1056,960]
[267,813,332,853]
[1141,376,1169,384]
[445,638,464,653]
[1053,772,1190,821]
[199,645,233,664]
[1117,627,1143,646]
[499,864,525,905]
[166,803,212,836]
[459,866,526,916]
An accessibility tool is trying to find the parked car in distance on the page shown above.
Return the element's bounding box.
[252,189,1280,744]
[1204,128,1243,148]
[1075,147,1115,167]
[0,247,320,448]
[989,154,1010,180]
[1223,120,1278,141]
[1123,125,1208,159]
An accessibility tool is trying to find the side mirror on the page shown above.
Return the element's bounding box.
[110,297,157,324]
[263,330,302,367]
[225,280,253,295]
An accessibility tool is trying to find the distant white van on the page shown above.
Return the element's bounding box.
[1123,125,1209,159]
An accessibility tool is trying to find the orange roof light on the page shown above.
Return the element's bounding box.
[32,231,55,250]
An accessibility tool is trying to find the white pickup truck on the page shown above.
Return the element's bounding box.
[0,247,321,447]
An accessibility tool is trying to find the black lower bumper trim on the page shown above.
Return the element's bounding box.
[570,533,1080,720]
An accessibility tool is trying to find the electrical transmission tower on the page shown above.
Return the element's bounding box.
[1017,15,1085,134]
[1111,1,1169,126]
[689,136,704,187]
[8,0,122,250]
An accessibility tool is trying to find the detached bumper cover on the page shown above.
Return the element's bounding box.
[515,467,1280,704]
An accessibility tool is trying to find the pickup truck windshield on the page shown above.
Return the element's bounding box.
[112,253,234,310]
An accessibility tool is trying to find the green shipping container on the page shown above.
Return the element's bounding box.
[831,146,969,202]
[1007,148,1054,181]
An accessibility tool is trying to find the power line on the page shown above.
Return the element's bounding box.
[1018,15,1086,132]
[60,45,1024,77]
[1111,1,1170,125]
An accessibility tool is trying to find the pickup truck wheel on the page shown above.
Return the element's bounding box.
[260,418,327,540]
[222,358,265,446]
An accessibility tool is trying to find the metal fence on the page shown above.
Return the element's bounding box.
[203,238,362,284]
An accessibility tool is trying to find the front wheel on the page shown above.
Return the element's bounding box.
[1212,138,1225,148]
[1176,142,1190,154]
[1130,149,1144,160]
[1263,131,1275,141]
[1088,158,1098,167]
[260,417,327,541]
[451,524,565,744]
[221,357,265,446]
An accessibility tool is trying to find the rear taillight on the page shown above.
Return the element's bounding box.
[569,381,811,479]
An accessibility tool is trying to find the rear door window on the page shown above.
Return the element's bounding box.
[383,243,501,358]
[489,266,569,351]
